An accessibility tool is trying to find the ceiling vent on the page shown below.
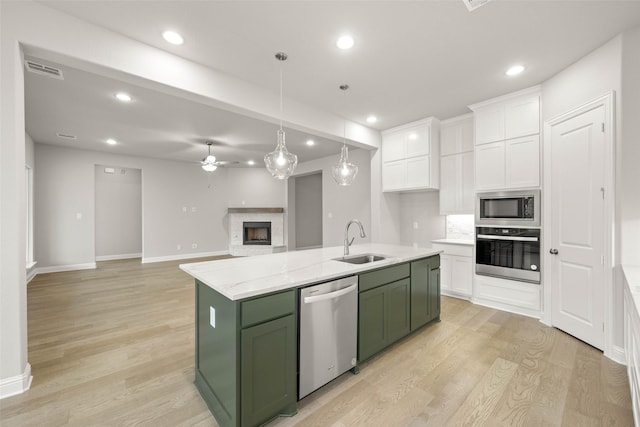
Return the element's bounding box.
[24,60,64,80]
[462,0,492,11]
[56,133,77,140]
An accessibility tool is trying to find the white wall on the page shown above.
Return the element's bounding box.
[35,144,234,267]
[398,192,446,248]
[542,35,624,350]
[225,168,286,208]
[621,26,640,266]
[294,148,372,247]
[95,166,142,259]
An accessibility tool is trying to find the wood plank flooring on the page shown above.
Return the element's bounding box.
[0,258,633,426]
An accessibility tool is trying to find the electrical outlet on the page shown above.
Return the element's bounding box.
[177,244,181,250]
[182,206,187,213]
[413,221,419,229]
[413,243,418,249]
[191,207,196,212]
[192,243,198,249]
[76,213,83,220]
[328,212,333,219]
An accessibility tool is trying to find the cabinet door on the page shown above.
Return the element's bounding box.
[241,315,296,427]
[405,126,430,158]
[406,156,430,189]
[505,135,539,188]
[475,141,505,190]
[451,256,473,297]
[460,151,475,212]
[460,119,475,152]
[505,96,539,139]
[382,160,406,191]
[385,278,411,344]
[358,285,387,361]
[475,105,505,145]
[428,266,440,323]
[439,254,452,293]
[440,126,459,156]
[382,131,405,162]
[410,259,431,331]
[439,155,458,214]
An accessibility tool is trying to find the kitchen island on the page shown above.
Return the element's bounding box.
[180,243,441,427]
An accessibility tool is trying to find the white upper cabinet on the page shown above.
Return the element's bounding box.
[439,114,475,214]
[382,117,440,192]
[470,86,541,190]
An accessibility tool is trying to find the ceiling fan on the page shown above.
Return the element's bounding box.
[201,141,238,172]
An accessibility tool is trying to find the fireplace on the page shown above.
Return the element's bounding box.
[243,222,272,245]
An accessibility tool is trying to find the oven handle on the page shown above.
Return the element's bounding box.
[477,234,539,242]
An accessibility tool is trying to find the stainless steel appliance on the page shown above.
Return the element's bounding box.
[476,190,540,227]
[476,227,541,283]
[299,276,358,399]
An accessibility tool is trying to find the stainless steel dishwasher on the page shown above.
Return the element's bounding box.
[299,275,358,399]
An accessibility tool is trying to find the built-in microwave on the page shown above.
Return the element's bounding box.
[476,190,540,227]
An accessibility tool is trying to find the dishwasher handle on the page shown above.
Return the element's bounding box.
[303,282,358,304]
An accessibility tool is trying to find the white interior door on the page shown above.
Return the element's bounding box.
[548,105,606,350]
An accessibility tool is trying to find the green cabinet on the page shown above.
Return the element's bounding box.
[410,256,441,331]
[195,282,296,427]
[358,255,440,362]
[358,264,411,362]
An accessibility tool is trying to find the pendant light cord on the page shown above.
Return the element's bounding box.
[279,64,283,130]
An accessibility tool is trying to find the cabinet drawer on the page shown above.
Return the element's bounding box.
[241,290,295,328]
[359,263,410,292]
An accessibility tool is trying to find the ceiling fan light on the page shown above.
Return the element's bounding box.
[204,154,216,164]
[202,163,217,172]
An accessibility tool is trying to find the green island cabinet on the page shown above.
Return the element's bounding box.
[195,281,297,427]
[358,255,440,362]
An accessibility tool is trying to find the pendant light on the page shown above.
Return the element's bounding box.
[331,84,358,186]
[264,52,298,179]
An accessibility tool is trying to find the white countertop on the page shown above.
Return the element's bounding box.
[431,238,474,246]
[180,243,441,301]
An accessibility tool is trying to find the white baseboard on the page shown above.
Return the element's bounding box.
[0,363,32,399]
[26,267,38,284]
[95,253,142,262]
[142,250,229,264]
[607,345,626,365]
[35,262,96,275]
[471,296,542,320]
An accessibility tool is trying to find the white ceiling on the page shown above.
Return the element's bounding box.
[26,0,640,166]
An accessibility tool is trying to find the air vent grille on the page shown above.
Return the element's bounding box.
[24,60,64,80]
[56,133,77,140]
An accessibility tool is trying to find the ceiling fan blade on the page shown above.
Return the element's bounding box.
[215,160,240,166]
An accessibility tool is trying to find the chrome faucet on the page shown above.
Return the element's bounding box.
[344,219,366,256]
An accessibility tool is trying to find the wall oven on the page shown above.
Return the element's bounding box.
[475,227,541,284]
[476,190,540,227]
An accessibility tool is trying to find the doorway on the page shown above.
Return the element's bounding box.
[543,93,614,352]
[289,172,323,250]
[95,165,142,261]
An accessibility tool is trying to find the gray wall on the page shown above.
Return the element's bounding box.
[294,172,323,249]
[34,144,286,268]
[293,148,372,247]
[95,165,142,259]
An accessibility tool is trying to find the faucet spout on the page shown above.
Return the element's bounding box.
[344,219,366,256]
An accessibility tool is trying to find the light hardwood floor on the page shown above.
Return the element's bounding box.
[0,258,633,426]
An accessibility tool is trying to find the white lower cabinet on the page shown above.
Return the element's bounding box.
[473,274,541,318]
[432,242,472,299]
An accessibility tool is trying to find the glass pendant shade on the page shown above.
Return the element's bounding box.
[332,145,358,186]
[202,162,217,172]
[264,129,298,179]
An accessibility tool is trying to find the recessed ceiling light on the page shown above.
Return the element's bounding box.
[162,30,184,45]
[106,138,117,145]
[336,35,354,50]
[366,115,377,124]
[247,160,255,166]
[115,92,132,102]
[306,139,315,146]
[505,65,525,76]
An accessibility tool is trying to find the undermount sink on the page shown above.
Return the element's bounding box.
[333,253,387,264]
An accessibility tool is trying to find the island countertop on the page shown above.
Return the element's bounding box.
[180,243,441,301]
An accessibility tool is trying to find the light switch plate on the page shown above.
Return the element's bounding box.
[210,306,216,328]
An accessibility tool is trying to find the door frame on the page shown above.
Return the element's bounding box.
[542,91,616,359]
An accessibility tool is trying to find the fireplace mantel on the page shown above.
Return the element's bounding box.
[227,207,284,214]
